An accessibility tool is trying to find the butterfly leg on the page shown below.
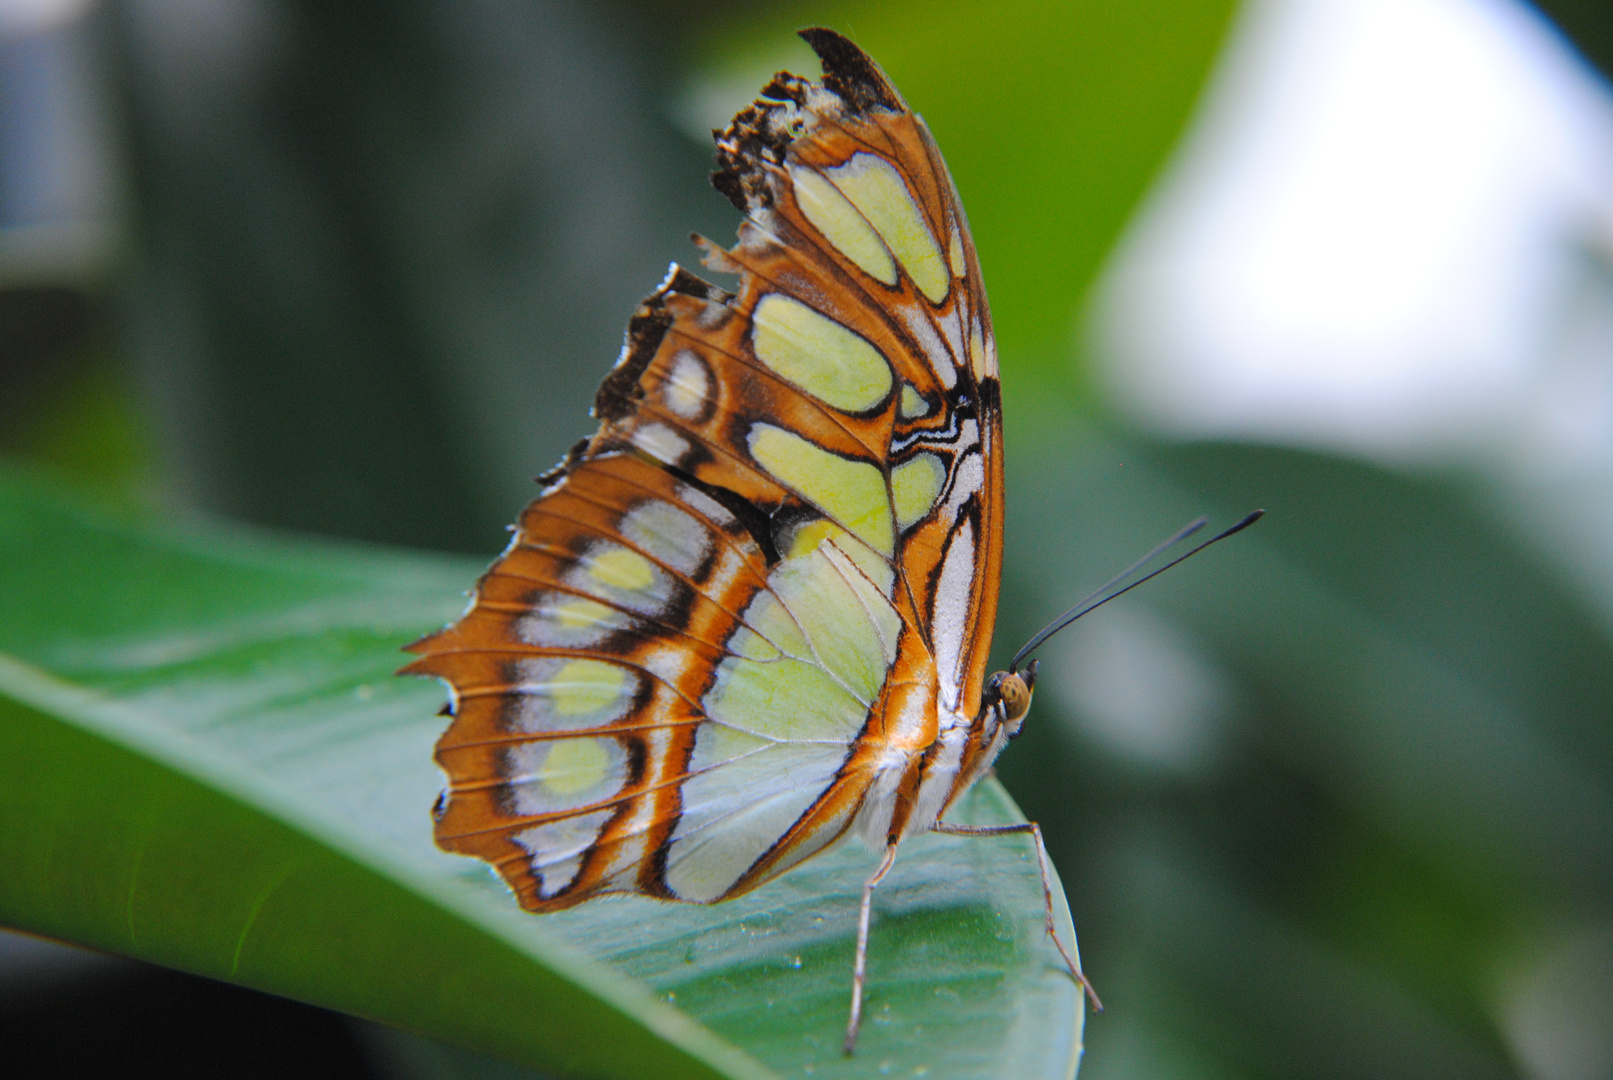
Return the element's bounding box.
[933,821,1104,1012]
[843,841,900,1055]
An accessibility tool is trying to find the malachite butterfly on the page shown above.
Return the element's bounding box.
[403,28,1098,1052]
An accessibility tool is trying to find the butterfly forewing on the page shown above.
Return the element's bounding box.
[404,28,1005,912]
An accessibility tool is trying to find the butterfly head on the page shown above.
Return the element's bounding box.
[985,659,1038,740]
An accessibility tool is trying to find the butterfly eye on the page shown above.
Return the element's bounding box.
[985,667,1034,738]
[997,672,1033,725]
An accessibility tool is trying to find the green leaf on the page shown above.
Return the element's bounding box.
[0,465,1085,1080]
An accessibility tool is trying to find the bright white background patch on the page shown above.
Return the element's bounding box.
[1090,0,1613,631]
[1094,0,1613,462]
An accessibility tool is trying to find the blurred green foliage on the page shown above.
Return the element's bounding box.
[6,0,1613,1078]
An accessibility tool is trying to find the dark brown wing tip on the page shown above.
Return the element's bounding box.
[797,27,904,113]
[711,29,904,212]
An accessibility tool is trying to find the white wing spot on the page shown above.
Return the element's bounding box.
[517,595,634,649]
[674,483,732,526]
[565,542,673,615]
[513,809,613,897]
[939,443,984,524]
[620,499,711,577]
[664,350,710,419]
[937,308,966,385]
[932,520,976,712]
[898,304,956,390]
[506,657,639,732]
[633,423,689,465]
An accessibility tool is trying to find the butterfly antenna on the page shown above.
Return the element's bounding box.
[1008,510,1264,673]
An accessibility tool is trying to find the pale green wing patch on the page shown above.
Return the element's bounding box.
[701,533,899,743]
[891,453,947,531]
[899,384,930,419]
[790,165,898,287]
[825,153,949,304]
[673,518,909,903]
[704,655,865,742]
[751,294,893,414]
[769,544,896,703]
[818,540,901,666]
[748,424,894,556]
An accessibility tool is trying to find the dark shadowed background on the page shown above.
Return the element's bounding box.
[4,1,1613,1078]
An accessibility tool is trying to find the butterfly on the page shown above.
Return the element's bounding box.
[403,27,1099,1052]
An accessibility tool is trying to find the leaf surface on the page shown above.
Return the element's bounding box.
[0,468,1084,1080]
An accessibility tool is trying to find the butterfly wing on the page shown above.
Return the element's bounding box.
[403,28,1004,911]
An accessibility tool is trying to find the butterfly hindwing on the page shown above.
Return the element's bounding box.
[404,28,1005,911]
